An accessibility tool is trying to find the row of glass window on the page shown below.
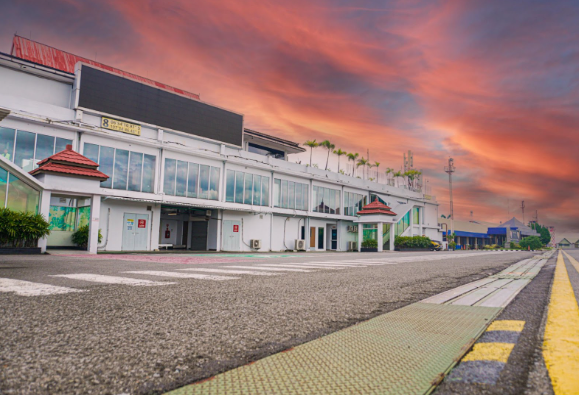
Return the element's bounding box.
[412,207,420,225]
[273,179,309,211]
[225,170,270,206]
[313,186,341,215]
[163,159,220,200]
[0,164,40,213]
[83,143,156,192]
[344,192,366,216]
[0,128,72,171]
[396,211,411,236]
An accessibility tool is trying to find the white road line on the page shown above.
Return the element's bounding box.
[0,278,84,297]
[179,268,277,276]
[123,271,238,281]
[304,261,378,266]
[51,274,174,286]
[225,266,312,272]
[256,264,345,269]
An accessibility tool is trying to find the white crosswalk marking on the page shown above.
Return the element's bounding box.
[179,268,277,276]
[51,274,174,286]
[0,278,83,296]
[305,261,377,266]
[257,264,345,269]
[225,266,312,272]
[123,271,238,281]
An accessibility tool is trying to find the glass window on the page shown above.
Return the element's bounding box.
[0,127,15,162]
[112,149,129,190]
[288,181,295,209]
[14,130,36,171]
[323,188,330,213]
[303,185,308,211]
[235,171,244,203]
[142,155,156,193]
[128,152,144,192]
[6,173,39,213]
[344,193,349,216]
[281,180,288,208]
[35,134,55,166]
[175,160,188,197]
[253,175,261,205]
[244,173,253,204]
[187,163,199,198]
[226,170,235,202]
[209,167,219,200]
[413,208,420,225]
[262,177,270,207]
[335,191,341,215]
[55,137,72,153]
[295,183,302,210]
[0,167,7,206]
[198,165,210,199]
[83,143,99,163]
[99,146,115,188]
[273,179,281,207]
[163,158,176,195]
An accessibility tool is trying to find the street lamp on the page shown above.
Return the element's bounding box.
[444,158,456,235]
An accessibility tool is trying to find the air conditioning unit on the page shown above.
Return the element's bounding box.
[250,239,262,250]
[348,241,358,251]
[347,226,359,233]
[295,239,306,251]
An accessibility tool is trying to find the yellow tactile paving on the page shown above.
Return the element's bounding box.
[543,251,579,394]
[487,320,525,332]
[462,343,514,363]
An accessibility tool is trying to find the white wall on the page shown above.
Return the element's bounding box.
[99,199,158,251]
[222,210,272,252]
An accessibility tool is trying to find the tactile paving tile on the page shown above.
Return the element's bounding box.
[166,303,500,395]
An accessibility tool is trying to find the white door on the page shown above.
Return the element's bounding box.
[222,220,241,251]
[134,214,149,250]
[122,214,136,251]
[122,213,150,251]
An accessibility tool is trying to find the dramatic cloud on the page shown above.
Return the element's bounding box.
[2,0,578,238]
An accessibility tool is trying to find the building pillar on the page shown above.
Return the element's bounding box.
[150,204,161,251]
[38,190,51,253]
[377,222,383,252]
[88,195,101,254]
[216,209,222,252]
[390,225,395,251]
[358,223,363,252]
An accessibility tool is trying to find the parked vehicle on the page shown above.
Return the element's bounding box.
[430,240,443,251]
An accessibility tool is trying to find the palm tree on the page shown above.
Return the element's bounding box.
[347,153,359,176]
[385,167,394,185]
[357,157,369,179]
[320,140,335,170]
[405,169,422,190]
[303,140,318,166]
[393,170,403,187]
[371,161,380,181]
[333,149,347,173]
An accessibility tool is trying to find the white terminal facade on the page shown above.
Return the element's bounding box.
[0,36,442,253]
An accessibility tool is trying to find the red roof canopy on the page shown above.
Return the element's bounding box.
[357,200,397,216]
[29,145,109,181]
[11,35,200,101]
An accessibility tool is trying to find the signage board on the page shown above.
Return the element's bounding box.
[101,117,141,136]
[233,225,239,233]
[138,219,147,228]
[126,218,134,230]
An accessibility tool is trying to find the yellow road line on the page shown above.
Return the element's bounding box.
[487,320,525,332]
[562,250,579,277]
[543,251,579,394]
[462,343,514,363]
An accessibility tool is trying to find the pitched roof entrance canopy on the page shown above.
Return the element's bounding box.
[29,145,109,181]
[357,200,397,216]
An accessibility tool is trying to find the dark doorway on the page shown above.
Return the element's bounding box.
[190,221,208,251]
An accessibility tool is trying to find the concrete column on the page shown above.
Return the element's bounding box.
[418,207,423,236]
[357,223,363,252]
[38,190,51,253]
[216,209,222,252]
[390,225,395,251]
[409,208,414,236]
[377,222,383,252]
[88,195,101,254]
[150,204,161,251]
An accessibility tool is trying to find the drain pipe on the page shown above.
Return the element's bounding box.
[98,207,111,251]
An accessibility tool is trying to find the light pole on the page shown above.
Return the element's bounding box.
[444,158,456,235]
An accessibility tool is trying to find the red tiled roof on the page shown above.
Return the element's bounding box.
[29,162,109,180]
[357,200,397,216]
[37,148,99,167]
[11,35,200,101]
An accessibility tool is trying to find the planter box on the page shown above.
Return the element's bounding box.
[0,247,42,255]
[361,247,378,252]
[395,248,431,252]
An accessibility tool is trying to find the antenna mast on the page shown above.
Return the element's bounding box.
[521,201,525,224]
[444,158,456,235]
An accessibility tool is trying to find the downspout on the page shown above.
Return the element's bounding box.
[97,207,111,251]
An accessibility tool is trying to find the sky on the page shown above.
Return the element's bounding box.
[1,0,578,241]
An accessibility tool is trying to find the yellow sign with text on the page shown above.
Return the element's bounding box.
[101,117,141,136]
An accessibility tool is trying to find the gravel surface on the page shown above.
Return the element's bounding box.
[0,251,534,395]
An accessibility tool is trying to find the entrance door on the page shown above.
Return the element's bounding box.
[310,227,316,248]
[317,227,324,250]
[190,221,208,251]
[222,220,241,251]
[122,213,149,251]
[331,227,338,250]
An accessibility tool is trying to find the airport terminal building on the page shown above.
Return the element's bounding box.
[0,36,442,253]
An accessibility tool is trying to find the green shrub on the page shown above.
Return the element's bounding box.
[361,239,378,248]
[71,225,103,249]
[395,235,432,249]
[0,208,50,248]
[510,242,521,249]
[448,241,456,250]
[519,236,542,250]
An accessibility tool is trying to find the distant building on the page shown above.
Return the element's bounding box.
[557,238,573,249]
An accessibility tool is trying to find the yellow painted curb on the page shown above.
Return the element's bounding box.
[543,251,579,394]
[487,320,525,332]
[462,342,514,363]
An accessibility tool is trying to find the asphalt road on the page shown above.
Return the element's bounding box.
[0,250,535,395]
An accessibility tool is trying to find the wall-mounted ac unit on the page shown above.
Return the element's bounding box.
[347,226,359,233]
[295,239,306,251]
[347,241,358,251]
[250,239,261,250]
